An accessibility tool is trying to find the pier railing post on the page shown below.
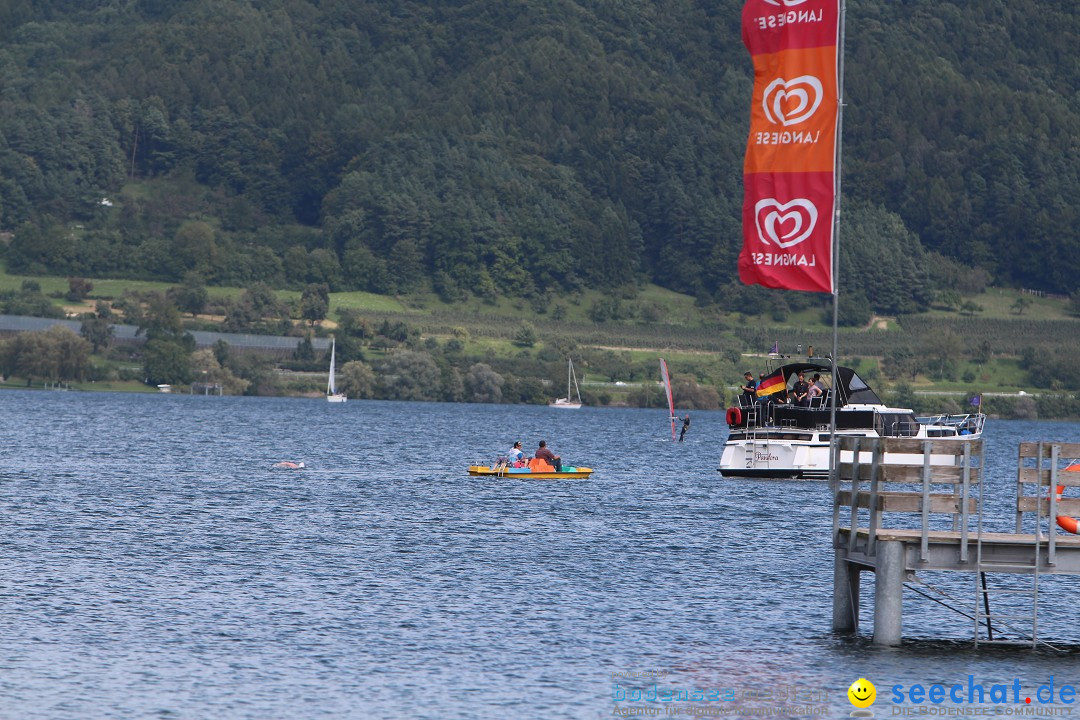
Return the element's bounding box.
[832,547,860,633]
[866,439,882,557]
[873,540,904,646]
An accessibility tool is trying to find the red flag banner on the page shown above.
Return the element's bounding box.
[739,0,840,294]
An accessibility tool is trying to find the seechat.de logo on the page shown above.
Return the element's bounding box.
[848,678,876,717]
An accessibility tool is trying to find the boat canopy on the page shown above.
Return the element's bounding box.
[771,361,882,406]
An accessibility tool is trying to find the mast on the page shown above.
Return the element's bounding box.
[828,0,847,493]
[327,338,336,395]
[568,357,573,401]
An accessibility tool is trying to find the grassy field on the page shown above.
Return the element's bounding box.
[2,263,1078,401]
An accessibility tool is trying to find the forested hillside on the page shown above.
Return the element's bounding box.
[0,0,1076,311]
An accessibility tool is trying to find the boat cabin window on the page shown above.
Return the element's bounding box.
[877,412,919,437]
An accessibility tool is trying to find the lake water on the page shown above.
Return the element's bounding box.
[3,391,1080,719]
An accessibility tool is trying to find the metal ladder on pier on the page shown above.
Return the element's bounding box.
[972,444,1046,647]
[973,545,1040,647]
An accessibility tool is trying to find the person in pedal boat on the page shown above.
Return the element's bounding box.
[534,440,562,472]
[508,441,527,468]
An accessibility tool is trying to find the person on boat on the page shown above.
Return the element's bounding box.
[679,414,691,442]
[808,374,824,404]
[740,372,757,407]
[508,441,527,468]
[792,371,810,407]
[534,440,562,472]
[273,461,305,469]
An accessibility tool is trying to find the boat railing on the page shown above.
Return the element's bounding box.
[917,413,986,437]
[880,421,921,438]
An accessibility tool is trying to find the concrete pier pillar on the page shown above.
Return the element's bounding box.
[832,548,860,633]
[874,541,905,646]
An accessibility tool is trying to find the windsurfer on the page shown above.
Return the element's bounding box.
[679,415,691,442]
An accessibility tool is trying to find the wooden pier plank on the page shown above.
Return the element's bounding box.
[1019,442,1080,458]
[1017,467,1080,485]
[837,437,982,454]
[836,490,976,514]
[1017,497,1080,514]
[839,464,981,484]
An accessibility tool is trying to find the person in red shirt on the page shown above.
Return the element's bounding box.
[534,440,562,472]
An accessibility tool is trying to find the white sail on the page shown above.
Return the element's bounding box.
[660,358,676,441]
[326,338,346,402]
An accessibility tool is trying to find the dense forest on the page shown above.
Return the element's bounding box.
[0,0,1076,313]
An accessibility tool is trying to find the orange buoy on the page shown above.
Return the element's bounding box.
[726,407,742,426]
[1053,464,1080,534]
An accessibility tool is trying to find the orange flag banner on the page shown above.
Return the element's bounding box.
[739,1,840,294]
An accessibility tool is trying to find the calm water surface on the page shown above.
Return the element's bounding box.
[3,391,1080,719]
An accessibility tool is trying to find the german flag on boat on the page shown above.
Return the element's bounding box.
[755,368,786,398]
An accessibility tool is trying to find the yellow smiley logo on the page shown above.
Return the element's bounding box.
[848,678,876,708]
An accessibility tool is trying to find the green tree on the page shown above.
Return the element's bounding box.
[512,323,536,348]
[339,360,375,398]
[190,348,249,394]
[300,283,330,326]
[294,335,315,363]
[80,312,114,353]
[959,301,984,317]
[169,273,209,316]
[1011,297,1033,315]
[143,338,193,385]
[66,277,93,302]
[465,363,504,404]
[377,350,441,401]
[171,221,218,279]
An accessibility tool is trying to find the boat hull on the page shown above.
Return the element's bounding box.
[468,465,593,480]
[327,394,347,403]
[718,433,980,480]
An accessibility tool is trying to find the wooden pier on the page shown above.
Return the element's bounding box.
[831,438,1080,646]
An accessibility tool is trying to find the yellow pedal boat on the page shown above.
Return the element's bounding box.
[467,464,594,480]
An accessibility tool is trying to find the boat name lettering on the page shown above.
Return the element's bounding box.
[749,252,817,267]
[754,130,822,146]
[751,8,823,31]
[755,452,780,462]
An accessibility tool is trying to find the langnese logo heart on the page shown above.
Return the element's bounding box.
[754,198,818,248]
[762,75,823,126]
[763,0,809,6]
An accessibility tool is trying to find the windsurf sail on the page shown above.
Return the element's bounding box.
[660,358,676,441]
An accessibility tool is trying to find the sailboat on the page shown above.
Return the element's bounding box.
[549,357,582,409]
[326,338,346,403]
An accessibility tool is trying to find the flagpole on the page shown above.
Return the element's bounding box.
[828,0,847,495]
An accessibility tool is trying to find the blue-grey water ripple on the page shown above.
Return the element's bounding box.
[3,392,1080,719]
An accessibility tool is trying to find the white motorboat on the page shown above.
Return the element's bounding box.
[718,359,984,479]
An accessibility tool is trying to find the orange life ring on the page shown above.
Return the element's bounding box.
[1053,464,1080,534]
[726,406,742,426]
